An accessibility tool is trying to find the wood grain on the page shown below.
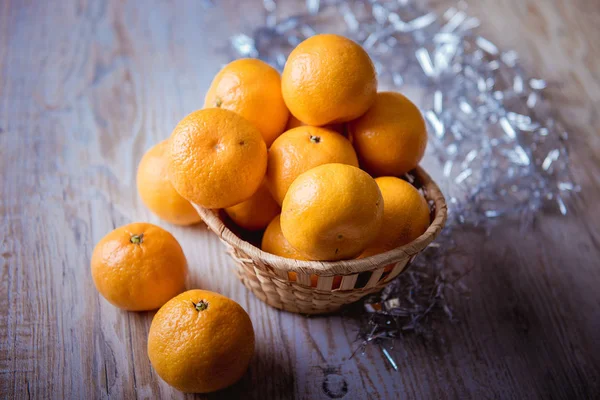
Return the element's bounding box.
[1,0,600,399]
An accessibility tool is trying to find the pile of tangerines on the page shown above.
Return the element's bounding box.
[91,34,430,393]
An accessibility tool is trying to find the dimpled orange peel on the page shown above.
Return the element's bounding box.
[204,58,289,146]
[349,92,427,177]
[266,126,358,205]
[168,108,267,209]
[280,163,384,261]
[282,34,377,126]
[147,289,255,393]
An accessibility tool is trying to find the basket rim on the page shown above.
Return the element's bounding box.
[192,165,447,276]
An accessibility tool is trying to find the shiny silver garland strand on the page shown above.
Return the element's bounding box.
[229,0,578,369]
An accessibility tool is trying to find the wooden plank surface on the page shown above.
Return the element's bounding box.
[1,0,600,399]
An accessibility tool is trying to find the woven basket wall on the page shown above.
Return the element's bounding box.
[193,166,447,314]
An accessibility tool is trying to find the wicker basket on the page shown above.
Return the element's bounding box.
[193,166,447,314]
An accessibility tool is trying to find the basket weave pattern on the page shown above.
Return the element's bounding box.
[194,166,447,314]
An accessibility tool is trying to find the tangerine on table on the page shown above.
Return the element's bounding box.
[168,108,267,209]
[224,180,280,231]
[281,163,384,261]
[266,126,358,205]
[282,34,377,126]
[136,140,202,226]
[148,289,255,393]
[360,176,430,261]
[91,222,187,311]
[204,58,289,147]
[349,91,427,177]
[262,215,343,289]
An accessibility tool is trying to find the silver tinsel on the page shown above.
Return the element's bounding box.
[229,0,578,368]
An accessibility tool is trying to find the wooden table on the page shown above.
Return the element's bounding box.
[2,0,599,398]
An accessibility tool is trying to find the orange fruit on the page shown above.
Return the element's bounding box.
[148,289,255,393]
[262,215,342,289]
[360,177,430,259]
[91,223,187,311]
[204,58,289,146]
[262,215,308,261]
[285,114,307,130]
[285,114,347,136]
[136,140,202,226]
[282,34,377,126]
[281,163,384,261]
[349,92,427,177]
[224,180,280,231]
[168,108,267,209]
[266,126,358,205]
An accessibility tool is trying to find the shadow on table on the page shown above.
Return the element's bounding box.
[195,340,295,400]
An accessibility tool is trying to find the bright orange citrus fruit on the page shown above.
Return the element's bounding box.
[349,92,427,176]
[262,214,309,261]
[282,34,377,126]
[91,223,187,311]
[266,126,358,205]
[225,180,280,231]
[136,140,202,226]
[168,108,267,209]
[262,215,342,288]
[285,114,347,136]
[281,163,384,261]
[360,177,430,258]
[204,58,289,146]
[148,289,255,393]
